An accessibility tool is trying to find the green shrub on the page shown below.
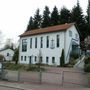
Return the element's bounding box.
[26,65,45,71]
[60,49,65,67]
[84,57,90,64]
[70,52,79,59]
[84,64,90,72]
[69,58,76,65]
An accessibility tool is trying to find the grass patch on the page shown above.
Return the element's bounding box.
[4,62,45,71]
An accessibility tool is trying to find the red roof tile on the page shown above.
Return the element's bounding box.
[20,23,74,37]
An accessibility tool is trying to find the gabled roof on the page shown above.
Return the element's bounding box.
[20,23,75,37]
[0,48,14,52]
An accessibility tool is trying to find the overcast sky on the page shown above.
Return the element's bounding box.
[0,0,88,44]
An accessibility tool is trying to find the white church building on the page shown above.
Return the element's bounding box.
[19,23,80,66]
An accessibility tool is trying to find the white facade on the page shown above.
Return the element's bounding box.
[19,24,80,66]
[0,49,14,61]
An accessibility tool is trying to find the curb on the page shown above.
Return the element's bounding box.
[0,83,32,90]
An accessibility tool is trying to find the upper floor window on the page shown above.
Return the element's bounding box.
[69,30,72,37]
[35,37,37,48]
[46,36,49,48]
[22,39,27,52]
[30,38,32,48]
[40,37,43,48]
[57,35,60,47]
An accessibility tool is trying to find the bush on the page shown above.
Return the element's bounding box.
[84,57,90,72]
[84,64,90,72]
[70,52,79,59]
[26,65,45,71]
[60,49,65,67]
[69,58,76,65]
[84,57,90,64]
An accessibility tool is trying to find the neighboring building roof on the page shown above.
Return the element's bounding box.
[0,48,14,52]
[20,23,75,37]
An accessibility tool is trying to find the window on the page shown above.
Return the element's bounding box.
[40,37,43,48]
[69,30,72,37]
[22,39,27,52]
[75,34,78,40]
[29,56,32,64]
[30,38,32,48]
[7,53,9,56]
[35,37,37,48]
[46,36,49,48]
[40,57,42,63]
[57,35,59,47]
[21,56,23,61]
[46,57,49,64]
[52,57,55,63]
[24,56,26,61]
[35,56,37,62]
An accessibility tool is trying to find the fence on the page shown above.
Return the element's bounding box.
[2,69,89,87]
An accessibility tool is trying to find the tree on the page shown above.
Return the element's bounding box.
[4,39,14,50]
[59,7,71,24]
[41,6,51,28]
[60,49,65,67]
[37,49,42,70]
[85,2,90,36]
[26,16,34,31]
[51,6,59,25]
[12,48,19,64]
[71,1,87,41]
[33,9,42,29]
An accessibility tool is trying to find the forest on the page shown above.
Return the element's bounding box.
[26,2,90,41]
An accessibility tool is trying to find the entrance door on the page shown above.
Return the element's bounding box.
[29,56,32,64]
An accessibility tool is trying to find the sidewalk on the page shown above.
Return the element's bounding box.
[0,80,89,90]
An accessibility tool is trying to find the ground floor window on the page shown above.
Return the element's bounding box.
[35,56,37,62]
[21,56,23,61]
[40,57,42,63]
[24,56,26,61]
[29,56,32,64]
[52,57,55,63]
[46,57,49,64]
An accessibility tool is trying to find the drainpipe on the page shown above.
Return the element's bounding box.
[64,31,66,63]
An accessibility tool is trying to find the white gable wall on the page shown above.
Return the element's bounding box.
[65,25,80,63]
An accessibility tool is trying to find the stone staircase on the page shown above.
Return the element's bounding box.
[74,55,85,70]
